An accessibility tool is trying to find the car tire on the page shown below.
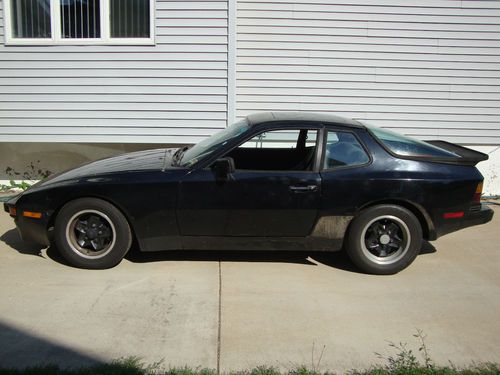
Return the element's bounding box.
[346,205,423,275]
[54,198,132,269]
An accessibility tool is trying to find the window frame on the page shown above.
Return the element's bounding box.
[239,129,315,150]
[3,0,155,45]
[228,127,320,173]
[193,122,324,174]
[321,126,372,172]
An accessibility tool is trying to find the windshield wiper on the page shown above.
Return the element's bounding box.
[171,146,189,166]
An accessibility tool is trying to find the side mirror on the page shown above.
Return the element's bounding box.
[211,157,235,182]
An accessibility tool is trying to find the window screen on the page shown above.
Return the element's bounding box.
[61,0,101,38]
[110,0,150,38]
[10,0,51,38]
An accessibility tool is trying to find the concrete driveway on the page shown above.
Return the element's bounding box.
[0,206,499,372]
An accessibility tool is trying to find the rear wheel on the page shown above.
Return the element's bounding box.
[346,205,423,275]
[54,198,132,269]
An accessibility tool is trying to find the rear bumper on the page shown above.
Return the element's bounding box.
[464,204,494,227]
[435,204,494,238]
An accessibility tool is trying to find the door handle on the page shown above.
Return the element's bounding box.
[289,185,318,193]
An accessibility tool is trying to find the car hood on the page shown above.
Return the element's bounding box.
[31,148,179,188]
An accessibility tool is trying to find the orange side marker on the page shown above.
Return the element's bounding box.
[23,211,42,219]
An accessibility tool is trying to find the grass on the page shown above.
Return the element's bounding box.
[0,356,498,375]
[0,361,498,375]
[0,332,498,375]
[0,331,498,374]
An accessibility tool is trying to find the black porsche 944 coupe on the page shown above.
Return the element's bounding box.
[4,112,494,274]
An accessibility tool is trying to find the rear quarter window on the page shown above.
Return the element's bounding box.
[367,126,459,158]
[323,131,370,169]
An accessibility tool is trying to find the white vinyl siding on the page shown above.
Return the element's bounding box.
[2,0,500,146]
[236,0,500,145]
[0,0,228,143]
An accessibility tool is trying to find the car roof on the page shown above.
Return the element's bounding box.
[245,112,365,129]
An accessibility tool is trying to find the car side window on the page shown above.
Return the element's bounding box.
[323,131,369,169]
[240,129,316,149]
[226,129,318,171]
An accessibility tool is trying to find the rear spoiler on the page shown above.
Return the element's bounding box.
[426,140,488,166]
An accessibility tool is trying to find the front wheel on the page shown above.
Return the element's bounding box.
[346,205,423,275]
[54,198,132,269]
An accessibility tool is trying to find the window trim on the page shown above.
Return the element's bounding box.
[194,122,324,173]
[3,0,155,45]
[228,127,321,173]
[321,127,372,172]
[239,128,314,150]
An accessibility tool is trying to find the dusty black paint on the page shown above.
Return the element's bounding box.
[4,112,494,253]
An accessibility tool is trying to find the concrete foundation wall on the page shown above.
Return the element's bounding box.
[0,142,178,182]
[1,142,499,196]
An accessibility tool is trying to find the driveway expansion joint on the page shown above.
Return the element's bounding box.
[217,260,222,375]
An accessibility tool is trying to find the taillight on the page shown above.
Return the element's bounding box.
[473,182,483,204]
[8,207,17,217]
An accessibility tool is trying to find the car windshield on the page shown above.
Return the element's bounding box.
[365,124,459,158]
[180,119,250,167]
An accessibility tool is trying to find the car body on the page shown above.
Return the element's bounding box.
[4,112,494,274]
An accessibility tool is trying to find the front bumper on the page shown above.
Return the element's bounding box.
[435,203,494,238]
[4,198,51,246]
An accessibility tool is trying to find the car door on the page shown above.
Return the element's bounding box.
[177,125,322,237]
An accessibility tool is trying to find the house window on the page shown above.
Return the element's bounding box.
[10,0,52,38]
[110,0,150,38]
[4,0,154,44]
[60,0,101,39]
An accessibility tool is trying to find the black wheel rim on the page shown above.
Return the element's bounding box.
[360,215,410,265]
[66,210,116,259]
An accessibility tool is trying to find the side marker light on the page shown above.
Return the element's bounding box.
[23,211,42,219]
[443,212,464,219]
